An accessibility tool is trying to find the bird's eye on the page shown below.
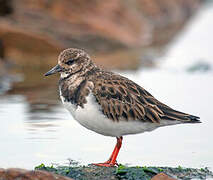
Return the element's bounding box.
[65,59,74,65]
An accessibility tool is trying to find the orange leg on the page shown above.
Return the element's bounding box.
[92,137,123,167]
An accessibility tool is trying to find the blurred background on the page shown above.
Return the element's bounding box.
[0,0,213,170]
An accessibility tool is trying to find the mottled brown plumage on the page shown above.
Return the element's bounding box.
[55,48,200,124]
[45,48,200,167]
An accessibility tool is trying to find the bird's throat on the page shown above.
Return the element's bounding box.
[60,72,69,78]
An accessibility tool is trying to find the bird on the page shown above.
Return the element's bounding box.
[44,48,201,167]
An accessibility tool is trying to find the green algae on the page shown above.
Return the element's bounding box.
[35,162,213,180]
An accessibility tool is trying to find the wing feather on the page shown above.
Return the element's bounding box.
[92,73,200,124]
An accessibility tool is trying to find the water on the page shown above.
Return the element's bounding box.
[0,3,213,170]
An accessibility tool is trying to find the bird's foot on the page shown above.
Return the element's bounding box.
[91,137,122,167]
[92,162,117,167]
[92,160,118,167]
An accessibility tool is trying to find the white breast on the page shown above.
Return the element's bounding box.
[60,91,180,137]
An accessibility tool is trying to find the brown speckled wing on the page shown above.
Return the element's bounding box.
[92,73,200,123]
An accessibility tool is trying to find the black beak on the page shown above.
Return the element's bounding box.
[44,64,62,76]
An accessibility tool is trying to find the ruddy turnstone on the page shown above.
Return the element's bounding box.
[44,48,201,167]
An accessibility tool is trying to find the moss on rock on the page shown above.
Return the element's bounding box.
[35,161,213,180]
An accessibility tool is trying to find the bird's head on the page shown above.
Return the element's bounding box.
[44,48,91,78]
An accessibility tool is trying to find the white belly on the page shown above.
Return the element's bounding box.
[60,93,180,137]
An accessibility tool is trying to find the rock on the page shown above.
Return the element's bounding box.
[0,0,13,16]
[151,173,176,180]
[36,164,213,180]
[1,165,213,180]
[0,168,74,180]
[0,0,203,69]
[0,40,4,59]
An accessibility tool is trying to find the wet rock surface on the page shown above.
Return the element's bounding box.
[0,0,203,69]
[34,163,213,180]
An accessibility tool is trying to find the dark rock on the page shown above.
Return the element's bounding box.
[1,165,213,180]
[0,0,13,16]
[35,163,213,180]
[0,40,4,59]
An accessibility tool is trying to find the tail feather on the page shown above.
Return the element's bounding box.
[159,105,201,123]
[186,114,201,123]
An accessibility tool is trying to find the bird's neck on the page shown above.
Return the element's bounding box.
[59,62,98,99]
[59,62,98,107]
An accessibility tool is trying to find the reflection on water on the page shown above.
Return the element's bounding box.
[1,3,213,170]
